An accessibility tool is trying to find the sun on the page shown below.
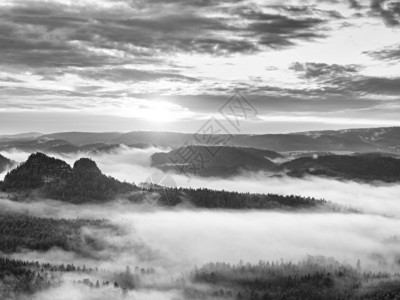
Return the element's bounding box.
[137,100,192,123]
[142,106,174,123]
[104,98,193,124]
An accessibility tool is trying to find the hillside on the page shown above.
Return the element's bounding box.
[151,146,281,177]
[0,153,135,203]
[276,153,400,182]
[0,153,72,190]
[0,154,15,174]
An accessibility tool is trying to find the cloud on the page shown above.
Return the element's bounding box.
[364,43,400,61]
[290,62,359,79]
[288,61,400,98]
[344,76,400,94]
[0,0,332,71]
[0,0,399,133]
[348,0,362,9]
[75,68,200,83]
[370,0,400,26]
[232,7,328,48]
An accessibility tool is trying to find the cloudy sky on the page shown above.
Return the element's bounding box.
[0,0,400,134]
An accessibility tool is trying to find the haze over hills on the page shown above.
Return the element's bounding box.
[151,145,400,182]
[275,153,400,183]
[229,127,400,153]
[0,132,43,141]
[1,127,399,154]
[38,132,122,146]
[0,154,15,174]
[151,146,282,177]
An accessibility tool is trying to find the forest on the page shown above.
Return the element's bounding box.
[190,258,400,300]
[0,214,119,256]
[1,255,400,300]
[149,186,353,212]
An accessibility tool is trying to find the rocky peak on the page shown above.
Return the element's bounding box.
[73,158,101,174]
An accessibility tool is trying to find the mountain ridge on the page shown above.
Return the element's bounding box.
[0,126,397,154]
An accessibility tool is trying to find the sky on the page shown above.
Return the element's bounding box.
[0,0,400,134]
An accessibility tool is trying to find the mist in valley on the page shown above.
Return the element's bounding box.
[1,147,400,299]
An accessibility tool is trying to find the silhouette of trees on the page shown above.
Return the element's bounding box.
[0,214,116,254]
[155,187,328,210]
[191,257,400,300]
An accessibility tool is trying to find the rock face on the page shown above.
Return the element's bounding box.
[1,152,135,203]
[73,158,102,175]
[1,153,72,190]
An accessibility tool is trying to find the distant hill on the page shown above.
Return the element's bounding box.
[38,132,122,146]
[275,153,400,182]
[229,127,400,153]
[151,147,400,182]
[0,154,15,174]
[151,146,281,177]
[1,127,400,154]
[0,138,133,154]
[0,153,135,203]
[0,138,80,153]
[0,132,42,142]
[110,131,202,148]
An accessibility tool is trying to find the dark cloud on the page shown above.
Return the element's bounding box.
[144,0,244,7]
[290,62,359,79]
[270,5,344,19]
[289,61,400,97]
[0,76,24,83]
[342,76,400,94]
[0,0,332,71]
[348,0,362,9]
[364,44,400,61]
[370,0,400,26]
[232,7,328,47]
[249,16,326,47]
[77,68,200,82]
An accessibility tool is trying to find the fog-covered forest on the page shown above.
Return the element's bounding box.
[0,145,399,300]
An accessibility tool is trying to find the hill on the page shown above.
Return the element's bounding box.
[0,138,134,154]
[0,154,15,174]
[38,132,122,145]
[0,153,71,190]
[228,127,400,153]
[276,153,400,182]
[0,132,42,142]
[0,153,135,203]
[151,146,281,177]
[1,127,400,154]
